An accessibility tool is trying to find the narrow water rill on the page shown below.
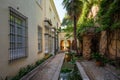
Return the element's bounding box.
[59,53,82,80]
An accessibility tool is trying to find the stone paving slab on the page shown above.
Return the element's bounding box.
[77,61,120,80]
[29,53,65,80]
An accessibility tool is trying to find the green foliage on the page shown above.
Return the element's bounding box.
[60,61,82,80]
[77,2,89,24]
[63,26,73,39]
[63,26,73,33]
[92,52,109,64]
[62,0,83,40]
[61,68,72,73]
[76,0,96,39]
[35,59,44,66]
[61,66,82,80]
[97,0,120,30]
[57,27,62,33]
[61,14,74,39]
[65,33,73,39]
[61,14,72,26]
[68,65,82,80]
[92,52,103,61]
[62,0,83,17]
[11,65,35,80]
[11,54,52,80]
[77,18,94,36]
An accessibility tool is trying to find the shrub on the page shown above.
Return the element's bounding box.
[61,68,72,73]
[92,52,109,64]
[11,54,52,80]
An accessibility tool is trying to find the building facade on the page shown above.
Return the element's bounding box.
[0,0,60,79]
[59,32,74,51]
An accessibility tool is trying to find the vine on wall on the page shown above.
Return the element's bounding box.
[97,0,120,31]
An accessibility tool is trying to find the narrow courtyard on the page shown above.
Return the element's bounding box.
[0,0,120,80]
[20,53,120,80]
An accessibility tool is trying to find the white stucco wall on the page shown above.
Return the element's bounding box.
[0,0,60,79]
[0,0,45,79]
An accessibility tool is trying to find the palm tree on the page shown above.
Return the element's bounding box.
[62,14,73,37]
[62,0,83,55]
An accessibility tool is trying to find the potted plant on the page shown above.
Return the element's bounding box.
[92,53,108,66]
[65,52,72,62]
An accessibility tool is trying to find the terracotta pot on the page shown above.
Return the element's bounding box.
[96,61,105,67]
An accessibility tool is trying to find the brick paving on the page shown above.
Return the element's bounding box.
[29,53,65,80]
[77,61,120,80]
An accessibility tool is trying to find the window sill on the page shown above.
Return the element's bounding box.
[9,56,27,63]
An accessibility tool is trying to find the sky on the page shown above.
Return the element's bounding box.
[54,0,66,22]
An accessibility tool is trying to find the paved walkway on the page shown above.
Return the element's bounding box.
[28,53,64,80]
[77,61,120,80]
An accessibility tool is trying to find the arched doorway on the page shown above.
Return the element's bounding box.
[60,40,64,50]
[60,40,71,51]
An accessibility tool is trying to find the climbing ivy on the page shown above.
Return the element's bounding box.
[77,18,94,35]
[77,1,95,37]
[77,2,90,24]
[62,0,120,40]
[97,0,120,31]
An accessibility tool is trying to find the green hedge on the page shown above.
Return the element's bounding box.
[11,54,52,80]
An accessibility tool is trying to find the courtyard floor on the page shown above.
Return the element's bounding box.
[77,60,120,80]
[21,52,120,80]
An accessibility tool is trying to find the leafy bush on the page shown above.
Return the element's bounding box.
[68,65,82,80]
[92,52,102,61]
[92,52,109,64]
[11,54,52,80]
[61,68,72,73]
[97,0,120,31]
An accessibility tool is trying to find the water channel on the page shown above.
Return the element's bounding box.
[59,59,82,80]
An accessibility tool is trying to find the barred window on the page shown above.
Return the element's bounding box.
[45,34,49,53]
[38,26,42,52]
[9,7,28,61]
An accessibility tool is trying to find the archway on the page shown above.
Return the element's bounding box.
[60,40,64,50]
[60,40,71,51]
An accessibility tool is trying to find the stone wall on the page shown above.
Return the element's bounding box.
[99,30,120,59]
[99,31,107,55]
[83,34,93,59]
[108,30,120,59]
[82,29,120,60]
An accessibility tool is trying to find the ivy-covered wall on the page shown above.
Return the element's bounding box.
[78,0,120,60]
[98,0,120,59]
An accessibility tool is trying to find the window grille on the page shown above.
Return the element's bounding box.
[9,7,28,61]
[45,34,49,53]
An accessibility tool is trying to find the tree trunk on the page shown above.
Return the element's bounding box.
[73,15,78,54]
